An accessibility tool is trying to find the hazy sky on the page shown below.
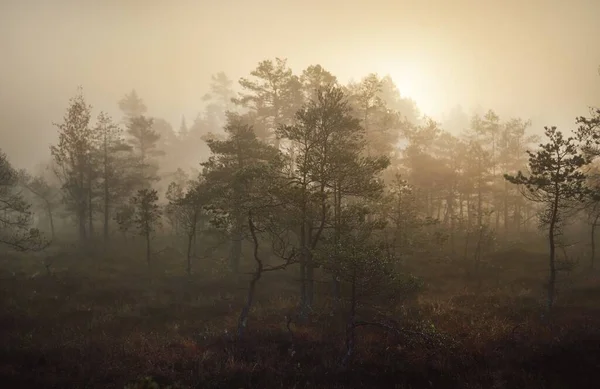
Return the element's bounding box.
[1,0,600,169]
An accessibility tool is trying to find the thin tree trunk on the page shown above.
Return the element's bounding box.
[238,211,263,339]
[146,232,151,268]
[341,268,357,366]
[88,161,94,242]
[477,163,483,227]
[591,215,599,270]
[466,195,471,229]
[103,179,109,244]
[186,232,194,276]
[238,264,261,339]
[103,132,110,244]
[547,195,560,315]
[503,180,509,238]
[448,190,455,255]
[186,210,198,275]
[229,214,243,272]
[88,195,94,241]
[299,182,309,312]
[332,183,342,307]
[79,206,87,243]
[78,171,87,243]
[46,204,55,241]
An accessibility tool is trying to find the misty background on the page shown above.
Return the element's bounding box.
[1,0,599,170]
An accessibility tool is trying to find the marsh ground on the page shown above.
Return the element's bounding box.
[1,245,599,388]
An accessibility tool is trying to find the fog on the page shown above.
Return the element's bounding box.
[2,0,599,169]
[4,2,600,387]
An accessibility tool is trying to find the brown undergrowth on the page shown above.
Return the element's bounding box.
[0,247,599,388]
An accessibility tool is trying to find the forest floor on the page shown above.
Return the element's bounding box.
[1,245,600,388]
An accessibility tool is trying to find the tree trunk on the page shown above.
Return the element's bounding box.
[306,256,314,307]
[547,195,560,315]
[477,162,483,227]
[46,205,55,241]
[192,225,197,257]
[299,194,308,311]
[503,180,509,237]
[238,266,261,339]
[186,210,198,276]
[332,183,342,308]
[466,195,472,229]
[459,192,464,228]
[229,210,243,272]
[299,260,307,311]
[146,232,151,268]
[341,268,357,366]
[448,191,455,255]
[103,181,109,244]
[88,164,94,242]
[591,215,599,270]
[88,197,93,241]
[238,212,263,339]
[79,206,87,243]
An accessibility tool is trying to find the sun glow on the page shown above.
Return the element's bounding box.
[374,59,439,116]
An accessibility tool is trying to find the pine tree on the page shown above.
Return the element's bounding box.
[131,188,161,267]
[0,151,47,251]
[505,126,592,313]
[94,111,132,243]
[50,87,97,242]
[234,58,303,148]
[126,115,164,188]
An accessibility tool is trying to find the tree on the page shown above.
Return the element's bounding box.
[505,126,592,313]
[401,119,446,219]
[379,74,419,125]
[586,200,600,269]
[463,140,493,229]
[126,115,164,188]
[131,188,161,267]
[300,64,338,102]
[382,174,426,256]
[278,85,389,311]
[151,118,181,180]
[202,113,282,272]
[50,88,97,242]
[576,106,600,268]
[118,89,147,121]
[114,203,135,241]
[0,151,47,251]
[179,116,188,138]
[166,174,210,275]
[95,111,133,243]
[18,170,60,241]
[164,168,189,237]
[443,104,470,134]
[345,74,403,158]
[575,107,600,158]
[498,117,538,235]
[202,72,236,127]
[233,161,296,338]
[233,58,303,148]
[314,211,421,366]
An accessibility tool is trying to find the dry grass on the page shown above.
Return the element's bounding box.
[0,245,599,388]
